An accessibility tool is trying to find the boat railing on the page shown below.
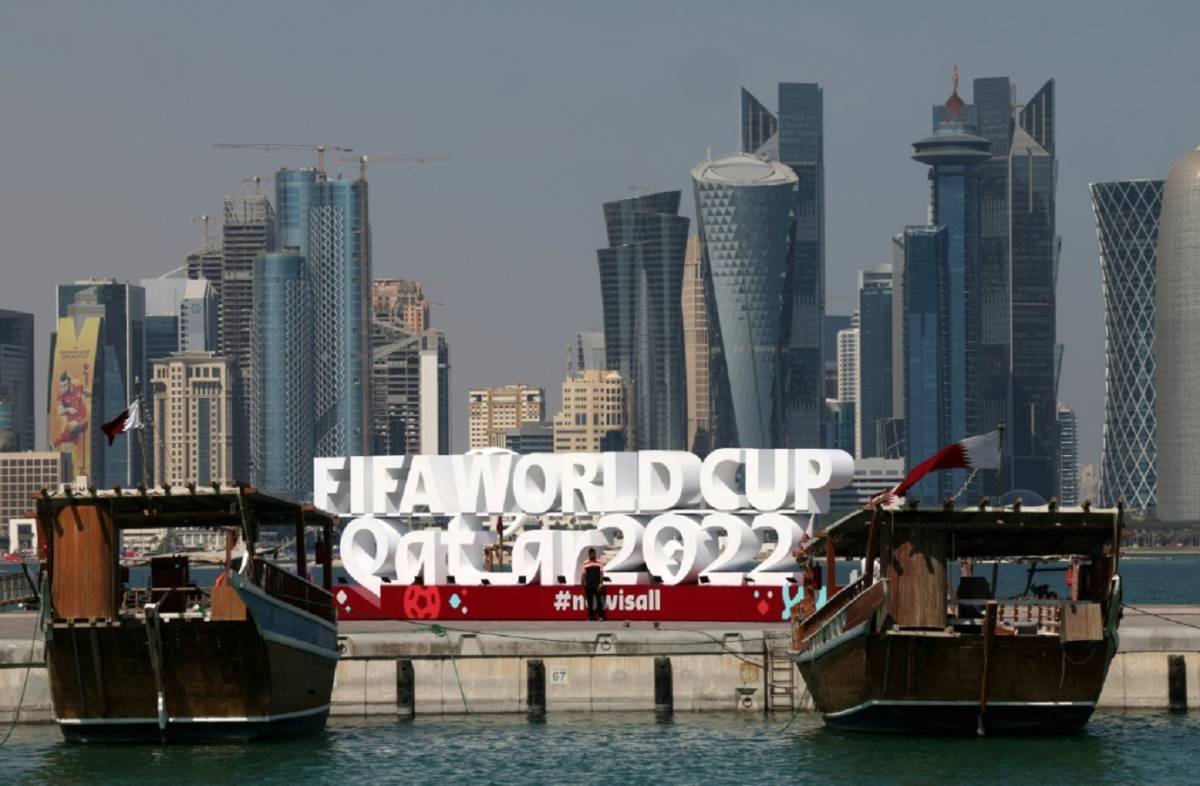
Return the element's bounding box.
[950,598,1068,634]
[793,575,870,650]
[250,558,335,624]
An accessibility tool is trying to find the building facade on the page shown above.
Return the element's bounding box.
[830,458,906,512]
[1057,404,1079,505]
[741,83,826,450]
[54,280,146,486]
[553,370,628,453]
[0,310,35,451]
[179,278,219,352]
[0,451,70,526]
[973,76,1059,501]
[597,191,688,451]
[857,264,893,458]
[251,253,312,502]
[1089,179,1163,514]
[373,279,430,335]
[1155,145,1200,521]
[468,384,545,449]
[681,235,713,455]
[836,324,858,406]
[150,352,235,486]
[692,153,798,449]
[505,422,554,454]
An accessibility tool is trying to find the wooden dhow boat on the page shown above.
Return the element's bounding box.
[791,502,1123,735]
[33,484,339,743]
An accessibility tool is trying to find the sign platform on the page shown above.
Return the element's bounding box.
[331,583,815,623]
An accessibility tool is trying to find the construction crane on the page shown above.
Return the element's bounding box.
[190,214,216,247]
[332,154,451,181]
[213,143,354,172]
[239,175,273,196]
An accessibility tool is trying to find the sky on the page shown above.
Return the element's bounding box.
[2,0,1197,465]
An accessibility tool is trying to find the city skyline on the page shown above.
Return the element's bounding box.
[4,3,1200,465]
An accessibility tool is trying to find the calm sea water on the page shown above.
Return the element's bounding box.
[2,711,1198,785]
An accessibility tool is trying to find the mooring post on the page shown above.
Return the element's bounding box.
[655,656,673,717]
[1168,655,1187,713]
[527,659,546,719]
[396,658,415,719]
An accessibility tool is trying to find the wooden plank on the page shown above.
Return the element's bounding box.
[1060,602,1103,642]
[51,505,117,620]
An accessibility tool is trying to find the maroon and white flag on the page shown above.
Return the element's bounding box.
[877,430,1002,503]
[101,399,143,445]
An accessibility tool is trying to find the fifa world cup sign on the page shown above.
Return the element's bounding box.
[316,450,853,600]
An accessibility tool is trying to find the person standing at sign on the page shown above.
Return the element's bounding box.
[580,548,606,621]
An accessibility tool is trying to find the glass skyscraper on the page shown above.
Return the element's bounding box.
[1089,179,1162,514]
[908,73,991,495]
[856,264,893,458]
[0,310,35,451]
[597,191,689,450]
[692,153,798,448]
[902,225,951,504]
[741,83,825,448]
[54,280,146,486]
[1154,146,1200,522]
[973,76,1059,500]
[251,253,312,502]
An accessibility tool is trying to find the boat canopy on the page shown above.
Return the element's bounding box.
[33,483,337,531]
[819,506,1121,559]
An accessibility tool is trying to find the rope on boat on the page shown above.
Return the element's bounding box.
[428,623,472,714]
[0,575,46,746]
[1122,603,1200,633]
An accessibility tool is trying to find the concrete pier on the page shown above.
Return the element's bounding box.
[3,607,1199,722]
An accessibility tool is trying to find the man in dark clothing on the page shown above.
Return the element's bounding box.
[580,548,606,621]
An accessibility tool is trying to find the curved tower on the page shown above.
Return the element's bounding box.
[1089,179,1162,513]
[1155,148,1200,521]
[692,153,797,448]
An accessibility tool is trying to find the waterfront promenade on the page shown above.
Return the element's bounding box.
[2,606,1197,722]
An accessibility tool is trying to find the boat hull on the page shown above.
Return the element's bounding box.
[822,699,1096,735]
[58,705,330,744]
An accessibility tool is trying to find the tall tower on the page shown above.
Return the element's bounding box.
[1155,146,1200,521]
[597,191,689,450]
[741,83,826,448]
[856,264,893,458]
[910,68,991,494]
[1089,179,1162,514]
[692,153,797,448]
[681,235,712,455]
[0,310,35,451]
[974,75,1058,500]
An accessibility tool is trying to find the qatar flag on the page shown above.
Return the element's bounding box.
[101,399,143,445]
[880,430,1003,502]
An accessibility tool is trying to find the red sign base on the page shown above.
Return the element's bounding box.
[331,583,797,623]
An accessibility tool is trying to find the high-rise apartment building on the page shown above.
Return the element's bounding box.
[973,75,1058,500]
[372,279,449,455]
[150,352,235,486]
[54,279,146,486]
[251,253,312,502]
[0,451,70,526]
[1089,179,1163,513]
[553,370,628,452]
[597,191,688,451]
[468,384,545,449]
[902,225,951,503]
[1155,145,1200,521]
[910,71,992,497]
[741,82,825,449]
[0,310,35,451]
[857,264,893,458]
[692,153,797,448]
[1056,404,1079,506]
[836,324,858,405]
[681,235,713,455]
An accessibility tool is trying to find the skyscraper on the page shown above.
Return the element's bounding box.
[902,225,951,503]
[251,252,312,502]
[371,280,449,455]
[150,352,235,486]
[0,310,34,451]
[179,278,218,352]
[468,384,545,449]
[220,194,275,369]
[741,82,826,448]
[836,323,858,406]
[1155,145,1200,522]
[54,279,146,486]
[681,235,713,454]
[910,69,991,495]
[974,76,1058,500]
[597,191,688,451]
[692,153,797,448]
[1089,179,1163,513]
[1056,404,1079,506]
[857,264,893,458]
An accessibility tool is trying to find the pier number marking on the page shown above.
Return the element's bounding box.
[550,666,569,685]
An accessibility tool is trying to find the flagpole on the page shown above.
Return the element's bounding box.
[135,376,149,489]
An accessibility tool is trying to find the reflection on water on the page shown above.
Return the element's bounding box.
[3,710,1199,786]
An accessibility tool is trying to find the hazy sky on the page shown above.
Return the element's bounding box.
[3,1,1197,464]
